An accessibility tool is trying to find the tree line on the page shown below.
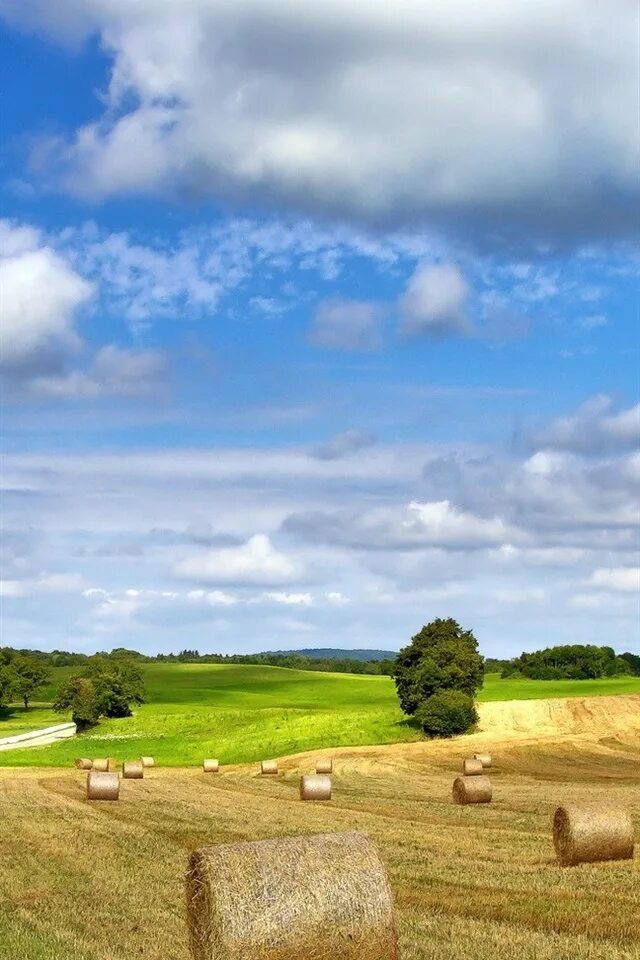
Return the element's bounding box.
[500,644,636,681]
[0,645,396,677]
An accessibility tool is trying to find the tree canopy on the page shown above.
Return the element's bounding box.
[393,617,484,721]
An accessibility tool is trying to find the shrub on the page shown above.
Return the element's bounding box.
[415,689,478,737]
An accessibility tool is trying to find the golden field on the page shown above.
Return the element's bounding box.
[1,694,639,960]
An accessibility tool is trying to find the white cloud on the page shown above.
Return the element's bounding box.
[0,233,93,374]
[7,0,637,241]
[401,500,509,548]
[399,263,470,336]
[0,221,168,399]
[174,534,302,586]
[309,299,385,351]
[0,572,86,598]
[533,395,640,455]
[28,345,168,399]
[261,591,313,606]
[589,567,639,593]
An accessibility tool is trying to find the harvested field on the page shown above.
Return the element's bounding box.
[0,701,638,960]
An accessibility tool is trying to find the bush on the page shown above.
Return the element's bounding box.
[415,689,478,737]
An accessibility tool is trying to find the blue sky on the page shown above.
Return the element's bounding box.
[1,1,638,658]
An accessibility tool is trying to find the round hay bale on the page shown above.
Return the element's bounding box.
[260,759,278,775]
[87,771,120,801]
[186,831,398,960]
[300,775,332,801]
[315,758,333,774]
[452,776,492,805]
[553,803,635,866]
[74,758,93,770]
[462,758,484,776]
[474,753,492,769]
[122,760,144,780]
[92,758,109,772]
[141,756,155,768]
[203,759,220,773]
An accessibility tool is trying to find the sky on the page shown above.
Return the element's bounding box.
[0,0,638,658]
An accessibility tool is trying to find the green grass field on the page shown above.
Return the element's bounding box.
[2,664,639,768]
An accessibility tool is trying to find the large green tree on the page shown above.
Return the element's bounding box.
[394,617,484,717]
[12,655,51,710]
[0,664,18,710]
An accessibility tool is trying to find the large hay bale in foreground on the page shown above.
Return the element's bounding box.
[553,803,635,866]
[186,831,398,960]
[75,758,92,770]
[203,759,220,773]
[141,756,155,768]
[87,771,120,801]
[474,753,492,769]
[122,760,144,779]
[315,758,333,774]
[92,758,110,772]
[300,774,332,801]
[260,760,278,775]
[462,758,484,776]
[452,776,492,805]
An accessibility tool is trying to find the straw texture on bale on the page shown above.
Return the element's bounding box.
[462,758,484,776]
[260,760,278,775]
[474,753,492,768]
[315,758,333,774]
[300,774,332,801]
[203,759,220,773]
[86,771,120,801]
[186,831,398,960]
[452,775,492,805]
[92,758,110,772]
[553,803,635,866]
[122,760,144,779]
[141,756,155,767]
[74,758,92,770]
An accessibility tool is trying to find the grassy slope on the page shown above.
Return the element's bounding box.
[1,665,639,767]
[0,735,638,960]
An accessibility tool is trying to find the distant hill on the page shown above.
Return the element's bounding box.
[267,648,397,662]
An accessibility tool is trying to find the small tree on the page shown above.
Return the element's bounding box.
[53,677,101,731]
[394,617,484,718]
[415,689,478,737]
[12,655,51,710]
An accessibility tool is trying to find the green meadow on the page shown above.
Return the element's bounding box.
[1,664,639,767]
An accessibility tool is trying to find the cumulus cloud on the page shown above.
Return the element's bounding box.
[173,534,303,586]
[399,263,470,337]
[308,299,384,351]
[284,499,512,551]
[6,0,636,241]
[311,430,376,461]
[0,221,168,399]
[532,395,640,455]
[0,231,93,376]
